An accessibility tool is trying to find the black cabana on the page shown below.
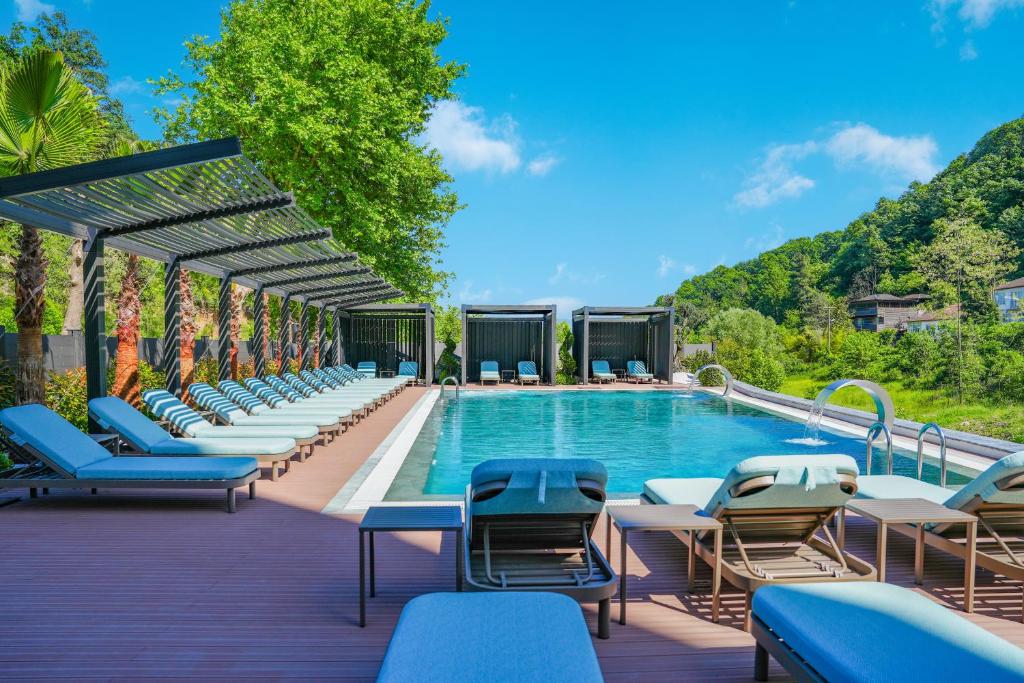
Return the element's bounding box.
[571,306,674,384]
[460,305,557,385]
[336,304,434,384]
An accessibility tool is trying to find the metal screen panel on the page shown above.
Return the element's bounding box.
[465,318,546,382]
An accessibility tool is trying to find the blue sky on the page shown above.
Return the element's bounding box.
[3,1,1024,315]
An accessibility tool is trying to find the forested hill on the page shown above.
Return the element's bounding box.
[661,117,1024,327]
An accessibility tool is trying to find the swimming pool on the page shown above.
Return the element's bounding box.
[383,390,970,500]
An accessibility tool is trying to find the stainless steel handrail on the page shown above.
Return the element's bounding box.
[866,421,893,475]
[917,422,947,488]
[689,364,734,397]
[440,375,459,399]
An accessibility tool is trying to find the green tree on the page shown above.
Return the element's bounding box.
[0,49,104,404]
[155,0,464,301]
[434,305,461,381]
[556,321,576,384]
[914,214,1020,401]
[703,308,785,390]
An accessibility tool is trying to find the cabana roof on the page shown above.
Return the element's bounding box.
[463,304,556,315]
[0,137,398,305]
[572,306,672,319]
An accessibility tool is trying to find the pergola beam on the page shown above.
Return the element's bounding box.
[231,254,356,278]
[330,289,402,309]
[267,265,373,289]
[103,192,294,238]
[178,229,330,261]
[295,281,388,299]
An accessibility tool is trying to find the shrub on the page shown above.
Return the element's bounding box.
[680,349,722,385]
[556,321,576,384]
[44,368,89,430]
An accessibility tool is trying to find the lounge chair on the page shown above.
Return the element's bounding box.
[751,582,1024,682]
[215,380,348,436]
[463,458,617,639]
[356,361,377,378]
[144,388,321,459]
[265,375,374,414]
[643,454,876,627]
[245,377,368,420]
[626,360,654,384]
[88,396,296,481]
[397,361,419,384]
[0,404,258,512]
[851,451,1024,607]
[285,372,386,409]
[377,593,604,683]
[590,360,616,384]
[479,360,500,385]
[517,361,541,385]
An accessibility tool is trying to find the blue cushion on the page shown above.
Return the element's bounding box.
[753,582,1024,682]
[225,414,331,430]
[377,592,603,683]
[705,454,858,512]
[856,475,954,505]
[518,361,538,377]
[142,389,214,437]
[77,456,257,481]
[627,360,653,377]
[148,437,295,456]
[591,360,611,374]
[398,361,418,377]
[471,457,608,489]
[191,424,318,439]
[643,478,723,508]
[944,451,1024,509]
[0,403,112,475]
[188,383,248,422]
[88,396,176,452]
[480,360,499,372]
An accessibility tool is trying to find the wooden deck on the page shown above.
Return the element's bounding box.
[1,385,1022,681]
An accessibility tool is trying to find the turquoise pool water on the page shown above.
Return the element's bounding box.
[384,390,970,500]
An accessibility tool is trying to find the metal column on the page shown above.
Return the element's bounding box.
[333,309,343,366]
[217,275,232,381]
[163,256,182,396]
[279,294,292,371]
[317,306,327,369]
[298,299,310,371]
[83,233,106,430]
[252,286,266,377]
[424,305,435,385]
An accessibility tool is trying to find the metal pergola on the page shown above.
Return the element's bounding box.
[571,306,674,384]
[460,305,557,385]
[337,304,434,384]
[0,138,402,424]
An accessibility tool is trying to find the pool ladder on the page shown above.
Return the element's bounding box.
[917,422,948,488]
[440,376,459,399]
[865,421,893,475]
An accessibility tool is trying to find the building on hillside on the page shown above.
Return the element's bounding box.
[904,304,959,333]
[995,277,1024,323]
[849,293,930,332]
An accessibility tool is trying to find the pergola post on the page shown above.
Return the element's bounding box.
[217,275,232,382]
[333,309,343,366]
[424,305,435,385]
[279,293,292,370]
[298,299,310,371]
[545,308,557,385]
[163,257,182,397]
[459,305,468,387]
[317,306,327,369]
[83,233,106,430]
[581,308,590,385]
[252,286,266,377]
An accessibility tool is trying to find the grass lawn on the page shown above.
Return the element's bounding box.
[779,374,1024,444]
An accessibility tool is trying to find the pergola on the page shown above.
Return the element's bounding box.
[460,305,556,385]
[337,304,434,384]
[0,138,401,425]
[571,306,674,384]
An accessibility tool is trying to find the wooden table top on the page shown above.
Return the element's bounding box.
[846,497,976,525]
[608,504,722,531]
[359,505,463,532]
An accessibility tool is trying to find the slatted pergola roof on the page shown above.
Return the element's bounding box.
[0,137,401,303]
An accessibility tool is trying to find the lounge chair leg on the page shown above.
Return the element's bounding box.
[91,488,97,495]
[597,599,610,639]
[226,487,237,513]
[270,464,279,482]
[754,643,769,681]
[743,593,752,632]
[249,481,256,499]
[29,488,36,498]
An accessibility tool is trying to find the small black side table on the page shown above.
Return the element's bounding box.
[358,505,463,627]
[500,369,516,383]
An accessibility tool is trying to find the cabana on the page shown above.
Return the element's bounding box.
[335,304,434,384]
[571,306,673,385]
[0,138,401,431]
[460,305,557,385]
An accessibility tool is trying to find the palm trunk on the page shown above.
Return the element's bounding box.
[229,285,243,379]
[62,239,84,334]
[261,291,270,363]
[15,225,47,405]
[112,254,142,406]
[180,269,197,398]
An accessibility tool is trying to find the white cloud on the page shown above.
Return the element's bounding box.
[734,142,817,208]
[523,296,584,316]
[824,123,939,182]
[457,280,492,304]
[932,0,1024,29]
[656,255,677,278]
[425,100,520,174]
[15,0,54,21]
[959,39,979,59]
[744,223,786,253]
[109,76,147,96]
[547,262,603,286]
[548,262,567,284]
[527,154,561,176]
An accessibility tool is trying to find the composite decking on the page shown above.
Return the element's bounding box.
[1,384,1022,681]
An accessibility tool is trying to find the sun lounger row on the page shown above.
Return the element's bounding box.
[476,360,541,384]
[590,359,655,383]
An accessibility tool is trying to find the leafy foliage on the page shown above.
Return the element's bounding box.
[555,321,576,384]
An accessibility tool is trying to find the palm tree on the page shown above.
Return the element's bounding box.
[179,268,197,398]
[112,253,143,406]
[0,49,103,404]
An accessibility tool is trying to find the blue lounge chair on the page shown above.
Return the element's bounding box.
[643,455,876,626]
[144,388,320,459]
[0,404,258,512]
[517,361,540,385]
[265,375,374,414]
[479,361,500,385]
[590,360,616,384]
[88,396,296,481]
[245,377,367,420]
[464,458,617,639]
[852,451,1024,607]
[397,361,419,384]
[752,582,1024,681]
[217,380,349,434]
[377,593,604,683]
[626,360,654,384]
[357,361,377,378]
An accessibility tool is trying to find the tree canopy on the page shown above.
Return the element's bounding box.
[155,0,465,302]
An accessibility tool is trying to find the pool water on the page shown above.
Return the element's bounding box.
[383,390,970,500]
